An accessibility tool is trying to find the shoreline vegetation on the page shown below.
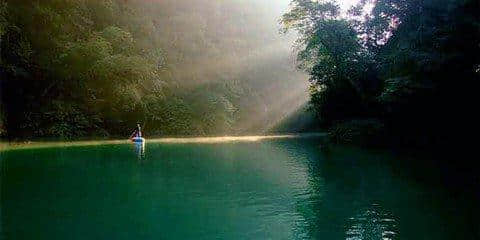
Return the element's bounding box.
[0,0,307,139]
[280,0,478,151]
[1,0,478,153]
[0,133,327,152]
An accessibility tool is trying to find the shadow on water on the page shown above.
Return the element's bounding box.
[0,137,478,239]
[296,143,479,240]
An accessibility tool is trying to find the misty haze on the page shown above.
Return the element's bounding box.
[1,0,478,239]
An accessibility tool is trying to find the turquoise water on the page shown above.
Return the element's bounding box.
[0,138,477,239]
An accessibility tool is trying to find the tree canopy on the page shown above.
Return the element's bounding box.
[282,0,479,147]
[0,0,306,139]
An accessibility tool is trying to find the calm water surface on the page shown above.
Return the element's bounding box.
[0,138,477,239]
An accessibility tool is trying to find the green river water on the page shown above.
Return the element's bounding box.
[0,136,477,239]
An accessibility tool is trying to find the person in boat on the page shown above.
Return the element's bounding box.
[129,123,142,139]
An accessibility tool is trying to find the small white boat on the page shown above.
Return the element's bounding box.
[131,137,146,143]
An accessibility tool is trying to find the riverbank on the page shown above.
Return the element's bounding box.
[0,133,327,152]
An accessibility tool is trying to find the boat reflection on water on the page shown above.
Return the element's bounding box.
[133,142,146,161]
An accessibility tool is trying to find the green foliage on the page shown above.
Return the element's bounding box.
[43,101,89,139]
[0,1,6,37]
[283,0,479,148]
[0,101,4,136]
[59,34,112,80]
[101,26,133,54]
[0,0,165,138]
[282,0,379,125]
[142,94,196,136]
[90,55,155,87]
[328,119,386,146]
[1,26,32,69]
[16,100,102,139]
[378,77,434,105]
[1,0,306,138]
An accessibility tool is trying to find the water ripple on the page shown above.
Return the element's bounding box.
[345,204,398,240]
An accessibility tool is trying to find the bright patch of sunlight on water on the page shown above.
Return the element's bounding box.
[0,133,327,152]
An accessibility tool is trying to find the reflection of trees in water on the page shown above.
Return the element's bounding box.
[293,144,400,239]
[255,142,476,240]
[262,140,326,238]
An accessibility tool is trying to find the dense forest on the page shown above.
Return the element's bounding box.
[282,0,479,149]
[0,0,307,139]
[1,0,479,148]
